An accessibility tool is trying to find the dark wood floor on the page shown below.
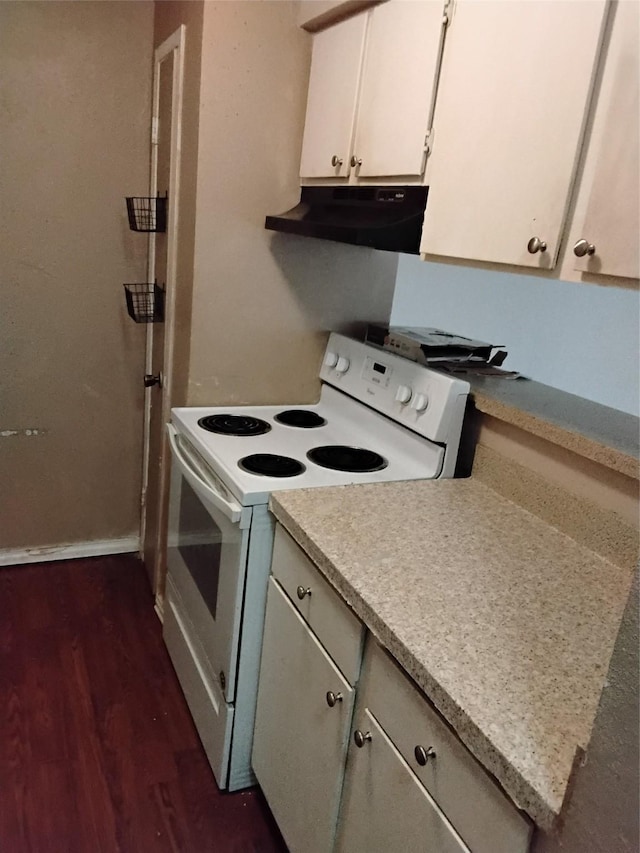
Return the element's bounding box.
[0,553,287,853]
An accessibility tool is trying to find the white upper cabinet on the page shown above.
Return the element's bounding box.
[299,13,367,179]
[420,0,609,268]
[300,1,447,181]
[570,0,639,280]
[353,0,447,178]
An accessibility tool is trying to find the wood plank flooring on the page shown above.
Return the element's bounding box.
[0,554,287,853]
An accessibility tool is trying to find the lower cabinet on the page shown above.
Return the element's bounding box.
[338,640,532,853]
[335,708,469,853]
[253,524,532,853]
[252,577,357,853]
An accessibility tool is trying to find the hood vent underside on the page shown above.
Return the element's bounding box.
[265,185,428,254]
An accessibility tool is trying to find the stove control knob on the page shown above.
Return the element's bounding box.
[411,393,429,413]
[324,351,339,368]
[395,385,412,405]
[335,356,350,374]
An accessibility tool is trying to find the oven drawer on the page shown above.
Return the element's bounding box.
[361,640,532,853]
[163,577,233,789]
[271,524,364,684]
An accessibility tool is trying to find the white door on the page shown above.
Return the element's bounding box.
[252,578,355,853]
[299,13,368,179]
[141,26,184,599]
[335,709,470,853]
[420,0,608,268]
[353,0,446,178]
[572,0,639,279]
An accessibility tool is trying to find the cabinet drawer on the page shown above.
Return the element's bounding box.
[271,524,364,684]
[363,641,532,853]
[163,578,233,787]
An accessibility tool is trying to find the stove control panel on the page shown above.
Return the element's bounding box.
[362,355,392,388]
[320,333,470,443]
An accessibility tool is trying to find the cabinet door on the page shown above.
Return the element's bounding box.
[299,13,368,179]
[572,0,639,279]
[335,709,470,853]
[252,578,355,853]
[421,0,608,267]
[353,0,446,178]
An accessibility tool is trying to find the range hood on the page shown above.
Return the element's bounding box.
[265,186,428,254]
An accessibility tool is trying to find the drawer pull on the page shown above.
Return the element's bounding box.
[326,691,343,708]
[414,745,436,766]
[353,730,372,748]
[296,585,312,600]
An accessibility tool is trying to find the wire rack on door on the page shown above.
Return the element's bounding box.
[125,193,167,232]
[123,282,165,323]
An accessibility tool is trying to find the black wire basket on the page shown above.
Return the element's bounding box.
[125,193,167,232]
[123,282,164,323]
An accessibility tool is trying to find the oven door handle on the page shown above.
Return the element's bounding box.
[166,424,243,523]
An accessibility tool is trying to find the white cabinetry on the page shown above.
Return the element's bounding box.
[299,13,367,179]
[336,708,470,853]
[299,1,446,181]
[568,0,639,280]
[420,0,608,268]
[337,640,532,853]
[252,527,364,853]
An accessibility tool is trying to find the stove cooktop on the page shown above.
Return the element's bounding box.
[171,385,445,506]
[171,333,471,505]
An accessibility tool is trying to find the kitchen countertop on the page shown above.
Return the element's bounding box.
[466,375,639,479]
[269,479,635,831]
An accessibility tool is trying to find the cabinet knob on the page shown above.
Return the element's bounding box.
[331,155,343,167]
[296,585,312,600]
[350,155,362,168]
[353,730,372,748]
[414,745,436,766]
[326,691,343,708]
[527,236,547,254]
[573,238,596,257]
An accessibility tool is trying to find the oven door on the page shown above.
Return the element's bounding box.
[165,424,251,706]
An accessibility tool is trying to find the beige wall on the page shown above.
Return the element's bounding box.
[187,0,397,406]
[0,1,154,553]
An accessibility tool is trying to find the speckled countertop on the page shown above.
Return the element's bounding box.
[466,375,639,479]
[270,479,635,831]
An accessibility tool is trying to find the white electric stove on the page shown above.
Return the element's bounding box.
[163,333,470,793]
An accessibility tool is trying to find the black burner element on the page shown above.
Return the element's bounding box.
[239,453,305,478]
[307,445,387,473]
[198,414,271,436]
[274,409,327,429]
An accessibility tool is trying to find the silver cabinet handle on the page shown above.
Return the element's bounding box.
[326,691,343,708]
[353,730,372,748]
[414,745,436,766]
[296,585,311,600]
[574,238,596,257]
[527,236,547,254]
[331,155,343,167]
[350,155,362,167]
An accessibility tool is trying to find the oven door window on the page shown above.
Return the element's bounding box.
[178,477,224,619]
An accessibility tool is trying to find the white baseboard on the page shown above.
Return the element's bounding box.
[0,536,140,567]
